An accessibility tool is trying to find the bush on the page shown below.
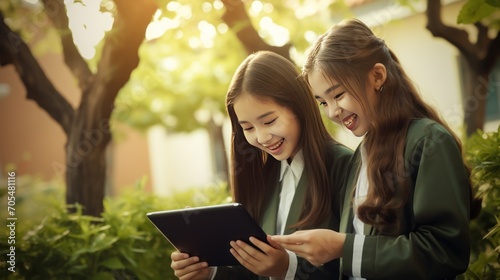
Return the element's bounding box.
[465,126,500,279]
[0,175,230,280]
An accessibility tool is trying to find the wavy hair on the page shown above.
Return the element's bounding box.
[302,19,475,232]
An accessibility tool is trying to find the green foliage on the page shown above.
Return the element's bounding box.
[0,175,230,280]
[465,126,500,279]
[458,0,497,24]
[113,0,245,133]
[1,0,63,56]
[457,0,500,30]
[112,0,351,134]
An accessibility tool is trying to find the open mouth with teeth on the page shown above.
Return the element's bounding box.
[267,138,284,151]
[343,114,357,130]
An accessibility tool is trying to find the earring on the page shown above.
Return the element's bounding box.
[377,85,384,93]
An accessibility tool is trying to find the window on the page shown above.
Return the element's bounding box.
[486,58,500,121]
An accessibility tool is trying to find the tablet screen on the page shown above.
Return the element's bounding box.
[147,203,269,266]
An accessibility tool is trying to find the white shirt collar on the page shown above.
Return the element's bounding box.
[279,149,305,182]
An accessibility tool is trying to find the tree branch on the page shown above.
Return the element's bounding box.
[474,22,490,53]
[481,30,500,74]
[41,0,93,91]
[426,0,478,63]
[86,0,157,125]
[221,0,291,61]
[0,12,74,135]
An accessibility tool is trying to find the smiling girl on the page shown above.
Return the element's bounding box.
[272,19,479,279]
[170,51,352,280]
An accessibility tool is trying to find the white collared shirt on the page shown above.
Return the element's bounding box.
[272,149,304,280]
[277,149,304,235]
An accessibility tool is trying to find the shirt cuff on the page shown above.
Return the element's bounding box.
[209,267,217,280]
[351,234,365,278]
[270,250,297,280]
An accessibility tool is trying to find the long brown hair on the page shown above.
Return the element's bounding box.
[302,18,476,232]
[226,51,337,228]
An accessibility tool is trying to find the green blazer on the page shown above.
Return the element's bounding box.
[215,142,353,280]
[339,118,471,280]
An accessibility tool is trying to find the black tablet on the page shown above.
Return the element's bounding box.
[146,203,269,266]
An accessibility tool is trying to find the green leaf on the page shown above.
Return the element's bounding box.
[90,272,116,280]
[458,0,496,24]
[99,257,125,270]
[89,233,119,253]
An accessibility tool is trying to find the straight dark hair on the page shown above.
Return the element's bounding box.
[226,51,338,228]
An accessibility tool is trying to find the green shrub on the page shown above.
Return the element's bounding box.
[0,175,230,280]
[465,126,500,279]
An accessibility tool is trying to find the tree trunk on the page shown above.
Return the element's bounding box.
[426,0,500,137]
[65,101,111,216]
[207,118,229,183]
[462,64,489,136]
[63,0,157,216]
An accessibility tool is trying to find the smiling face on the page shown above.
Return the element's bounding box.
[308,70,371,137]
[233,93,301,161]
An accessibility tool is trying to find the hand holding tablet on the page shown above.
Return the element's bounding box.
[147,203,269,266]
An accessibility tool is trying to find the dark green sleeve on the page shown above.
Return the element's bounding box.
[213,266,257,280]
[214,258,339,280]
[328,143,354,231]
[296,256,340,280]
[342,123,471,279]
[329,144,354,191]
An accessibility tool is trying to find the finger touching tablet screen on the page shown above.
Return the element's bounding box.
[146,203,269,266]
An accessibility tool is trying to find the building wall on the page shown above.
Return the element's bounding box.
[147,126,216,195]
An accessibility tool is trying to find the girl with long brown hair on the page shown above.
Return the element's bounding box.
[273,19,478,279]
[171,51,352,279]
